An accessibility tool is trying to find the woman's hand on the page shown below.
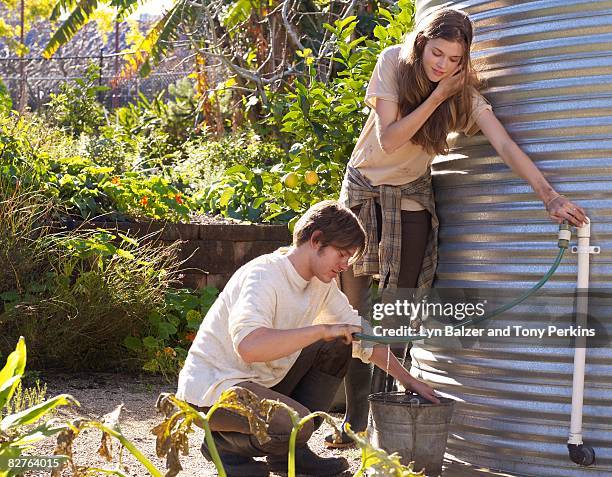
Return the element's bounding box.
[407,379,440,404]
[432,67,464,102]
[546,195,587,227]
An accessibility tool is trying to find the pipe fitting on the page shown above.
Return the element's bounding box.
[577,217,591,238]
[558,223,571,249]
[567,444,596,466]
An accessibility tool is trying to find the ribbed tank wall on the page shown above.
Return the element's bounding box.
[412,1,612,475]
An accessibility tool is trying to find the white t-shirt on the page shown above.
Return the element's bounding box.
[176,249,373,407]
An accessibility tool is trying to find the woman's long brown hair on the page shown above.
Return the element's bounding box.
[397,8,482,155]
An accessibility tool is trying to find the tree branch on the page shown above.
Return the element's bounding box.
[281,0,304,51]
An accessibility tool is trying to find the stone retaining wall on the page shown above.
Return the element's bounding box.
[73,221,292,289]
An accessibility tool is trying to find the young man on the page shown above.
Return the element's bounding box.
[176,200,438,477]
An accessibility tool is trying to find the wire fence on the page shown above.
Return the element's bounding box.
[0,49,195,110]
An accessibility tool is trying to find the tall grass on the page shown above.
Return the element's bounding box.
[0,179,183,370]
[0,183,52,295]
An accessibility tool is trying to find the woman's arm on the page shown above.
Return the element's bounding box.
[375,68,464,154]
[477,109,586,227]
[369,345,440,403]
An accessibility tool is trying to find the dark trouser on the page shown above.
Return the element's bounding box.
[197,338,352,457]
[340,203,431,431]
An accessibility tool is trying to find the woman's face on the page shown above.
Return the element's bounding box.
[422,37,464,83]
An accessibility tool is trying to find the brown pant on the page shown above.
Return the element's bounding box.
[196,338,352,456]
[339,204,431,430]
[343,203,431,298]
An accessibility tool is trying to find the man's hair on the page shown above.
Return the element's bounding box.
[293,200,366,259]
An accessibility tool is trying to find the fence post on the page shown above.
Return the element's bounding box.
[98,48,105,104]
[112,20,120,108]
[17,0,27,112]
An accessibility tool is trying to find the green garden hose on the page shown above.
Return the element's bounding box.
[353,223,570,345]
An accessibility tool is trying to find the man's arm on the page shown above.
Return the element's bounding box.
[236,324,362,363]
[369,345,440,404]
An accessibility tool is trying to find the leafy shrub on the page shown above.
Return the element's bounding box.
[110,78,202,165]
[103,173,191,221]
[124,286,219,378]
[0,79,12,114]
[197,161,342,225]
[203,1,415,224]
[164,78,202,143]
[81,134,135,174]
[0,184,184,370]
[274,2,414,170]
[0,112,192,221]
[45,64,108,137]
[174,131,287,192]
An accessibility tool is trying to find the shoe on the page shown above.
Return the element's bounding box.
[323,430,355,449]
[267,445,349,476]
[201,441,269,477]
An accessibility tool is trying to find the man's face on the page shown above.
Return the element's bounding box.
[422,37,464,83]
[311,245,358,283]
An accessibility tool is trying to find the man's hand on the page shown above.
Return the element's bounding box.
[321,324,362,344]
[408,379,440,404]
[370,345,441,404]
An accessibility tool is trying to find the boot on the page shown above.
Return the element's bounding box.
[268,444,349,476]
[201,435,269,477]
[324,358,371,448]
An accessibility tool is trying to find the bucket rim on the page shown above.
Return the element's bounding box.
[368,391,455,406]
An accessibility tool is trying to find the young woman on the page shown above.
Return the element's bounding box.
[330,7,587,447]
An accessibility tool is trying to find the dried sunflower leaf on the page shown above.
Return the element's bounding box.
[52,419,85,477]
[215,388,286,445]
[156,392,177,418]
[97,404,124,461]
[152,411,185,458]
[164,445,182,477]
[343,423,425,477]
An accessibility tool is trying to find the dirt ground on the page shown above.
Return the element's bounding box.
[25,372,520,477]
[28,372,362,477]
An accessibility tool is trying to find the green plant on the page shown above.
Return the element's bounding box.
[0,111,192,222]
[82,134,134,174]
[0,338,162,477]
[1,379,48,420]
[109,80,202,166]
[104,173,192,221]
[45,64,109,137]
[164,78,201,143]
[1,223,184,370]
[203,1,415,225]
[172,131,287,193]
[0,180,54,299]
[0,80,12,114]
[154,388,425,477]
[124,286,219,378]
[0,338,74,477]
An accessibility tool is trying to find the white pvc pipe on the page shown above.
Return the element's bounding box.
[568,219,591,446]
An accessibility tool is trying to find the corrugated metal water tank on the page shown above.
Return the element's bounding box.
[412,1,612,475]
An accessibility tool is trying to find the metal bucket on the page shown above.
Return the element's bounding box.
[368,391,455,476]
